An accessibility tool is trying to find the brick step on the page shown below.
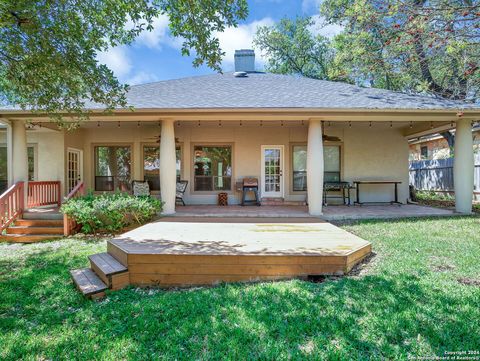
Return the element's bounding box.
[6,226,64,235]
[0,234,63,243]
[89,252,129,290]
[261,197,284,202]
[70,268,107,299]
[15,219,64,227]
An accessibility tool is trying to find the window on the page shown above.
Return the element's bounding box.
[193,145,232,191]
[0,146,35,193]
[143,145,182,191]
[420,146,428,160]
[292,145,341,191]
[94,146,131,191]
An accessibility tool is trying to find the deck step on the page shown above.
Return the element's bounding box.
[22,211,63,221]
[70,268,108,299]
[15,219,63,227]
[6,226,64,235]
[0,234,63,243]
[89,252,129,290]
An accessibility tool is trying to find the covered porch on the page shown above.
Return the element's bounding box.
[0,109,476,238]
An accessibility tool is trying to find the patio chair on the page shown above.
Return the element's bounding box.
[176,180,188,205]
[132,180,151,197]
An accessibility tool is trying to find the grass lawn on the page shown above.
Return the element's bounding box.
[1,217,479,360]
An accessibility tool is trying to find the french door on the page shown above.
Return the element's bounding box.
[261,145,284,198]
[67,148,83,193]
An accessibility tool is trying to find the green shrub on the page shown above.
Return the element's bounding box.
[61,192,163,234]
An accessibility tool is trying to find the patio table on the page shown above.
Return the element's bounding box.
[353,180,402,205]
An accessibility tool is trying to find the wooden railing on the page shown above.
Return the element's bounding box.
[64,181,85,236]
[0,182,25,232]
[65,181,85,201]
[27,181,62,208]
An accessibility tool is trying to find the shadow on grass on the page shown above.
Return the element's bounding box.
[1,247,479,360]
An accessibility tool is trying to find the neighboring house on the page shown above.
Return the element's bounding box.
[409,125,480,160]
[1,49,479,217]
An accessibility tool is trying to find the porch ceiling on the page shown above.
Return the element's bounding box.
[29,119,457,137]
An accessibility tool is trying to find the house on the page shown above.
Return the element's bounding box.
[1,49,479,224]
[409,125,480,160]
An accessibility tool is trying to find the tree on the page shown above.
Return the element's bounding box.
[0,0,247,126]
[254,17,338,81]
[321,0,480,101]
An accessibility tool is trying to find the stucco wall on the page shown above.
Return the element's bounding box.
[342,127,409,204]
[26,122,409,204]
[27,129,65,186]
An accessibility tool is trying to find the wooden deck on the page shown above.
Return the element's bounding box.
[106,219,372,288]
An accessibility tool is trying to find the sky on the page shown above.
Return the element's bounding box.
[97,0,343,85]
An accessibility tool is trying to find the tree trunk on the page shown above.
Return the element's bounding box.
[440,131,455,157]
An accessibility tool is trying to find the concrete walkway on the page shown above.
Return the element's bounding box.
[173,204,457,220]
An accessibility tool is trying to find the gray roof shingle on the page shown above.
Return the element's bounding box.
[2,72,477,111]
[117,72,475,110]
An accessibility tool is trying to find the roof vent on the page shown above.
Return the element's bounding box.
[233,71,248,78]
[234,49,255,72]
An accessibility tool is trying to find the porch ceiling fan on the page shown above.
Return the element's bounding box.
[145,135,180,144]
[322,121,341,142]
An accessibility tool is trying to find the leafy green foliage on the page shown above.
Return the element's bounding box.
[254,17,338,81]
[254,1,479,102]
[0,217,479,359]
[321,0,480,101]
[61,192,163,233]
[0,0,247,126]
[416,190,480,213]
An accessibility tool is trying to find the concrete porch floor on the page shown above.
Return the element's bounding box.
[173,204,457,220]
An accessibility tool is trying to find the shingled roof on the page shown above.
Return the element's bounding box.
[111,72,473,111]
[1,71,476,112]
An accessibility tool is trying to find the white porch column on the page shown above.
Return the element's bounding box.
[159,119,176,215]
[454,119,474,213]
[11,120,28,184]
[307,119,324,215]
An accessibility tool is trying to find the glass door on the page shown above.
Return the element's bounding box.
[261,145,284,198]
[67,148,83,193]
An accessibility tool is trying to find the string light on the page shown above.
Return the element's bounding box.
[369,121,372,127]
[410,121,413,129]
[301,120,304,126]
[198,120,201,126]
[118,121,120,128]
[97,121,100,127]
[137,121,140,127]
[281,120,284,127]
[158,120,161,127]
[349,121,352,127]
[390,121,393,128]
[260,120,263,127]
[218,120,222,127]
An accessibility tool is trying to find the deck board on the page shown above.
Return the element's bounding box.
[107,221,372,287]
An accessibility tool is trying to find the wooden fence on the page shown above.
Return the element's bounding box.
[409,155,480,194]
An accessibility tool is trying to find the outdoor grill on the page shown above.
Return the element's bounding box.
[241,177,260,206]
